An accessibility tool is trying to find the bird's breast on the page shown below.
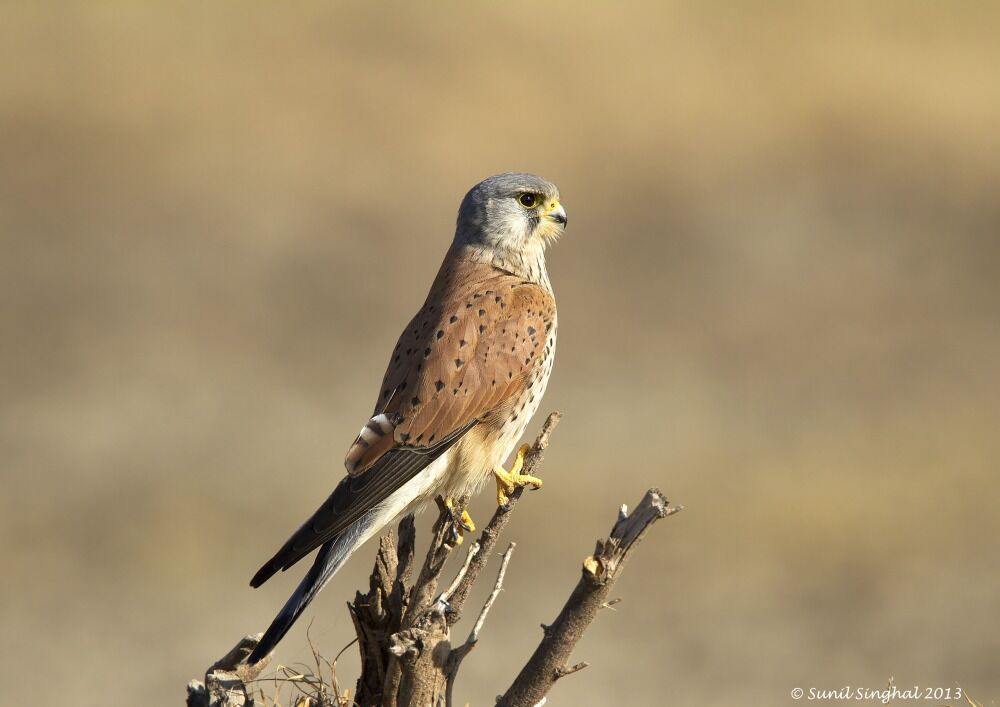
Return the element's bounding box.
[439,322,556,501]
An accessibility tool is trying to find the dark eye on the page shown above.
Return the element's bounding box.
[518,193,539,208]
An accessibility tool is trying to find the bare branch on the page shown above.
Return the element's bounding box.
[442,541,481,602]
[468,542,515,645]
[496,489,681,707]
[554,661,589,679]
[445,543,516,707]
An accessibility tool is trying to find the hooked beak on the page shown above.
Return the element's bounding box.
[546,201,568,227]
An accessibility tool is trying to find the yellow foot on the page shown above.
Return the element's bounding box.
[493,443,544,507]
[444,497,475,545]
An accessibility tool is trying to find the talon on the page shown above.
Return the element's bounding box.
[444,498,474,545]
[492,444,543,507]
[459,509,475,533]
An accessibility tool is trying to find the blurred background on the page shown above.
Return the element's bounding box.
[2,2,998,705]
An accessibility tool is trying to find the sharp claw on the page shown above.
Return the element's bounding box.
[447,521,463,546]
[443,498,474,544]
[493,447,543,508]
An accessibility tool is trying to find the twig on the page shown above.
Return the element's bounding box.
[444,543,517,707]
[442,541,481,602]
[468,542,515,644]
[554,661,589,679]
[496,489,682,707]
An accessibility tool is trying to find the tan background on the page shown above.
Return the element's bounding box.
[2,2,998,705]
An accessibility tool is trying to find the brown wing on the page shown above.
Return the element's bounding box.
[345,253,556,474]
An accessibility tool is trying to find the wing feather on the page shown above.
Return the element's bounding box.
[346,254,556,473]
[250,421,471,588]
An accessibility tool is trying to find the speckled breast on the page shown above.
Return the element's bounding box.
[495,318,557,458]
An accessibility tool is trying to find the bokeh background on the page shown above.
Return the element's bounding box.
[2,2,998,705]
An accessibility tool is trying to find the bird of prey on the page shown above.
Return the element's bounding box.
[247,173,566,664]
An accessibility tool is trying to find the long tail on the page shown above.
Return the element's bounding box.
[247,512,377,665]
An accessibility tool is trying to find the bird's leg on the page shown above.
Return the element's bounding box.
[443,497,475,545]
[493,443,544,507]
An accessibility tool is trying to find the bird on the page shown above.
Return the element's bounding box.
[247,172,566,664]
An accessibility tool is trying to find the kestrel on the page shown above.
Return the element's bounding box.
[247,173,566,664]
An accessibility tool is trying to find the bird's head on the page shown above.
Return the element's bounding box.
[454,172,567,255]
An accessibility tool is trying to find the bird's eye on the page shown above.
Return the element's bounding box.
[517,193,540,208]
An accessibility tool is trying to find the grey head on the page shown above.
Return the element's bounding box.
[454,172,567,254]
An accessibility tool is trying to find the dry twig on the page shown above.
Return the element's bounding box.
[496,489,682,706]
